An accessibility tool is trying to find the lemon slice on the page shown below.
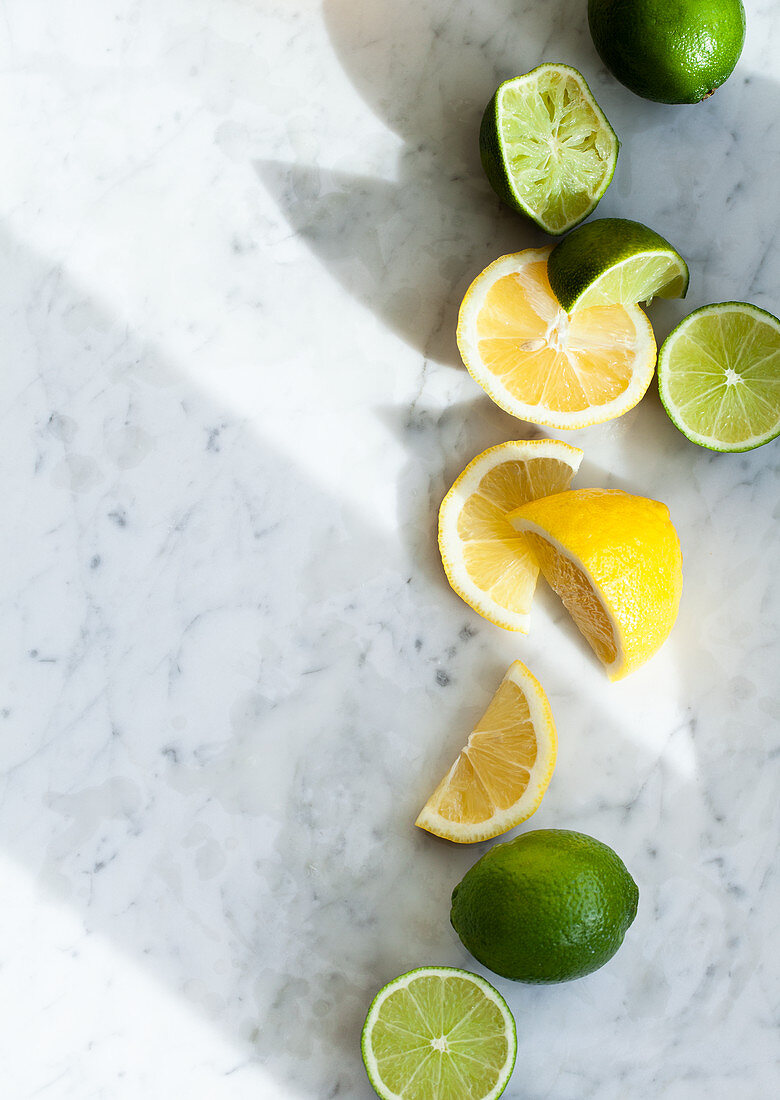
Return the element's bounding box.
[416,660,556,843]
[457,249,657,430]
[438,439,583,632]
[509,489,683,680]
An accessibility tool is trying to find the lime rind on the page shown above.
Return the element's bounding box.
[480,63,619,235]
[588,0,746,104]
[658,302,780,452]
[548,217,689,312]
[361,966,517,1100]
[570,250,688,309]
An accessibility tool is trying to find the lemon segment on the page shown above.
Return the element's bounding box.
[416,660,557,843]
[509,489,683,680]
[457,249,657,430]
[438,438,582,631]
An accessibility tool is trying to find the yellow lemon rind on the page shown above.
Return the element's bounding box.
[438,438,583,632]
[509,516,630,680]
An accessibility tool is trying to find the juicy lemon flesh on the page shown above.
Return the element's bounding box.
[458,456,574,614]
[663,308,780,447]
[524,532,617,664]
[430,680,538,825]
[501,70,614,233]
[476,261,640,412]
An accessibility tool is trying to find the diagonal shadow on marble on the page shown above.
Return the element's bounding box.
[0,230,495,1097]
[1,226,679,1099]
[4,217,771,1100]
[257,0,600,366]
[265,0,780,386]
[4,6,780,1095]
[255,157,540,369]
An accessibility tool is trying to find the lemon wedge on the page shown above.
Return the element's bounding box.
[438,439,582,631]
[509,489,683,680]
[416,660,556,843]
[457,248,656,429]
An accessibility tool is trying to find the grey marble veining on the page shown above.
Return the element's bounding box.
[0,1,778,1097]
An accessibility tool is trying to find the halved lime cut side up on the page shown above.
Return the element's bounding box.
[658,302,780,452]
[361,966,517,1099]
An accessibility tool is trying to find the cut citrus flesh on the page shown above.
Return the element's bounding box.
[457,249,657,429]
[479,63,619,234]
[548,217,689,312]
[416,660,556,842]
[362,967,517,1100]
[509,489,683,680]
[658,301,780,451]
[438,439,583,631]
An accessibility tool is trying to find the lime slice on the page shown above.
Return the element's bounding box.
[548,218,689,312]
[361,966,517,1100]
[658,301,780,452]
[479,63,618,235]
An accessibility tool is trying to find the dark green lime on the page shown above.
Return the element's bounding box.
[451,829,639,984]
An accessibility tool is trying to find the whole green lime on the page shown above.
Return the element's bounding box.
[450,829,639,984]
[588,0,746,104]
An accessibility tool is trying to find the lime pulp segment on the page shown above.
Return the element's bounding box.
[361,967,517,1100]
[482,64,618,235]
[658,302,780,451]
[569,250,688,309]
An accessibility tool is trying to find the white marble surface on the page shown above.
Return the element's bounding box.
[0,1,778,1096]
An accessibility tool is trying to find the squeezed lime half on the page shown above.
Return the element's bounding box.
[480,63,618,235]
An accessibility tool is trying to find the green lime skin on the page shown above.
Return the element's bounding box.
[588,0,746,104]
[548,217,689,312]
[479,64,618,235]
[480,90,518,212]
[451,829,639,984]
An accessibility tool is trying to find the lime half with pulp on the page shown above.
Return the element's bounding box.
[658,302,780,452]
[361,966,517,1099]
[548,218,689,312]
[480,63,618,235]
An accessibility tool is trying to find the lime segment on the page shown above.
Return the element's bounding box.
[548,218,689,312]
[480,63,619,235]
[361,967,517,1100]
[658,302,780,451]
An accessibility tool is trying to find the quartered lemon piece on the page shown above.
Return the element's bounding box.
[416,661,556,843]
